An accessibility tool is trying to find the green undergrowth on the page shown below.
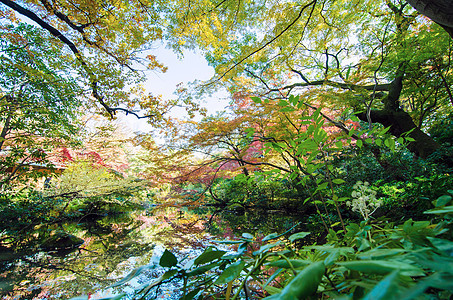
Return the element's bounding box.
[95,192,453,300]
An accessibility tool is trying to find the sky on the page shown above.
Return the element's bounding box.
[120,46,229,133]
[15,12,228,134]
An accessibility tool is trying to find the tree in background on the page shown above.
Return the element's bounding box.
[406,0,453,37]
[0,23,82,191]
[167,0,452,160]
[0,0,203,125]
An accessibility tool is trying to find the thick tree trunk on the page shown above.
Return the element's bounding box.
[406,0,453,38]
[358,72,441,159]
[357,109,440,158]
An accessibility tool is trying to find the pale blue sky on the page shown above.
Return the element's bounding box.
[123,46,229,133]
[16,12,227,133]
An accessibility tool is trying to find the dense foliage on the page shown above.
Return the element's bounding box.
[106,193,453,300]
[0,0,452,299]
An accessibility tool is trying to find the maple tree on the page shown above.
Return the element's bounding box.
[43,159,144,214]
[0,23,82,190]
[168,0,452,160]
[171,93,348,211]
[0,0,204,125]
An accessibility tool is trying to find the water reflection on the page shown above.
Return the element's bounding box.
[0,208,205,299]
[0,206,316,299]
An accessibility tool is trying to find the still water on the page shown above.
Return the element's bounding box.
[0,207,303,299]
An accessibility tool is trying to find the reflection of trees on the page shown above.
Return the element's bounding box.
[206,209,323,245]
[1,212,155,299]
[210,209,299,236]
[145,208,210,250]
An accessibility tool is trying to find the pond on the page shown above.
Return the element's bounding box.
[0,206,311,299]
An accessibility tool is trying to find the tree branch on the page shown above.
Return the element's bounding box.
[269,79,392,93]
[0,0,154,119]
[217,0,317,80]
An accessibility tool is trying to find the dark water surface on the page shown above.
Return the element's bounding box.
[0,207,307,299]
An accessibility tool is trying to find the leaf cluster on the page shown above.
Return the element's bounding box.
[102,192,453,299]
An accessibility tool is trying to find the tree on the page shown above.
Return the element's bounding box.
[168,0,452,159]
[0,23,82,190]
[0,0,202,123]
[406,0,453,37]
[43,159,144,214]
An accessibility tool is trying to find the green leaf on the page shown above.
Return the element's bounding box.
[427,237,453,256]
[263,294,282,300]
[362,270,400,300]
[242,232,253,240]
[253,241,283,255]
[324,251,341,266]
[338,260,424,276]
[379,127,391,135]
[212,240,244,244]
[315,182,329,193]
[262,232,280,242]
[289,94,300,105]
[266,259,311,269]
[139,269,178,295]
[375,139,382,146]
[357,249,407,260]
[278,100,289,106]
[306,246,354,254]
[214,260,246,284]
[356,139,363,148]
[384,138,395,151]
[245,128,255,139]
[345,67,351,80]
[264,268,283,288]
[251,97,261,104]
[237,242,248,255]
[264,285,282,295]
[434,195,452,207]
[262,223,302,242]
[399,273,444,300]
[289,232,310,242]
[424,206,453,214]
[159,249,178,268]
[350,115,359,122]
[277,262,325,299]
[414,253,453,273]
[332,179,346,184]
[194,249,226,266]
[180,289,200,300]
[187,261,220,276]
[280,107,296,112]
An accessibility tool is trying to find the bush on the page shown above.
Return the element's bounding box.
[106,192,453,299]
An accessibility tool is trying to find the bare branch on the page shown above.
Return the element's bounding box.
[217,0,317,80]
[268,79,391,94]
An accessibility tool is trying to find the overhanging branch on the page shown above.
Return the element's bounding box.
[0,0,154,119]
[216,0,317,81]
[270,79,391,94]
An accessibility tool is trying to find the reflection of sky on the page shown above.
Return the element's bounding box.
[121,46,230,133]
